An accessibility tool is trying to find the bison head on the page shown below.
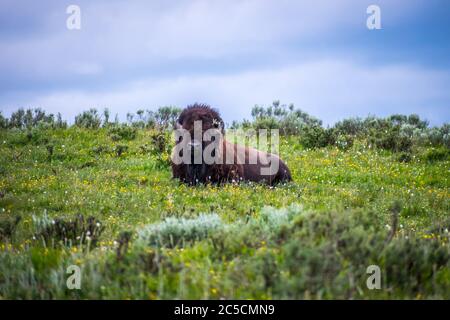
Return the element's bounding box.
[173,104,225,184]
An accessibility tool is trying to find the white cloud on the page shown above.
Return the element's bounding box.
[0,0,447,125]
[2,59,449,125]
[0,0,424,78]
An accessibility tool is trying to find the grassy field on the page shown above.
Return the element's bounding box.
[0,126,449,299]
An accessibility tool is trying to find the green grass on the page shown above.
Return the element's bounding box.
[0,127,449,299]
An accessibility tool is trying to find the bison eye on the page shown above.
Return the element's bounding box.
[212,118,221,128]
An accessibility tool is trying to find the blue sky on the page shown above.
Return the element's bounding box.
[0,0,449,125]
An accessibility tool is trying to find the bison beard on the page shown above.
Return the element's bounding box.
[171,104,292,185]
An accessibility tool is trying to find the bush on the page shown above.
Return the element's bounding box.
[299,125,333,149]
[389,114,428,129]
[423,147,449,162]
[91,145,110,155]
[0,112,8,129]
[397,152,412,163]
[0,214,21,241]
[137,214,223,248]
[334,134,354,150]
[122,204,441,298]
[154,106,182,129]
[315,114,448,152]
[232,105,450,152]
[253,206,449,298]
[150,131,170,154]
[108,125,137,141]
[32,213,104,249]
[125,106,182,129]
[6,128,51,146]
[369,127,413,152]
[243,101,322,136]
[114,145,129,157]
[253,116,280,131]
[149,131,172,168]
[426,125,450,148]
[383,238,449,294]
[74,109,101,129]
[8,108,55,129]
[55,113,67,129]
[333,118,366,136]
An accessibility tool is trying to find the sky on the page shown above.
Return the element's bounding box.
[0,0,449,126]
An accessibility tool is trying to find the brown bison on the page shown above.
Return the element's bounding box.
[171,104,292,185]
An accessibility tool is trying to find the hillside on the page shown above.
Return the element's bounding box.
[0,108,449,299]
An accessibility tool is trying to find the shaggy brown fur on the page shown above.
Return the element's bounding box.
[171,104,292,185]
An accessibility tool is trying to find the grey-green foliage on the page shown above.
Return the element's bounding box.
[249,101,322,136]
[136,205,303,250]
[252,204,301,232]
[75,109,102,129]
[137,213,224,247]
[32,212,104,249]
[0,112,8,129]
[126,106,182,129]
[334,115,449,150]
[32,212,53,236]
[108,124,137,141]
[0,214,21,241]
[3,108,66,129]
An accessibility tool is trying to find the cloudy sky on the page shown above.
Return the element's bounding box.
[0,0,449,125]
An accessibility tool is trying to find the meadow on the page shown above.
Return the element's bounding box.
[0,105,449,299]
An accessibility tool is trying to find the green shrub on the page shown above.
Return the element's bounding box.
[260,206,449,298]
[253,117,280,131]
[108,125,137,141]
[138,214,223,248]
[149,131,172,168]
[8,108,56,129]
[334,134,354,150]
[369,128,413,152]
[0,127,51,147]
[432,124,449,148]
[333,118,366,136]
[5,128,51,146]
[397,152,412,163]
[0,214,21,241]
[74,109,101,129]
[150,131,170,154]
[246,101,321,136]
[32,213,104,249]
[153,106,182,129]
[91,145,110,155]
[125,106,181,129]
[0,112,8,129]
[114,144,129,157]
[299,125,333,149]
[423,147,449,162]
[384,238,449,294]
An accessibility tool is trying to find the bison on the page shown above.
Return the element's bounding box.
[171,104,292,185]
